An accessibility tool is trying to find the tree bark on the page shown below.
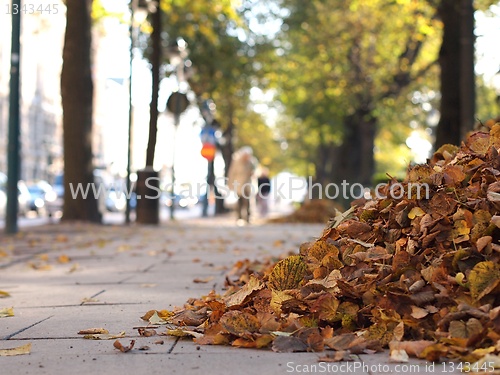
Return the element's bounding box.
[435,0,475,148]
[60,0,101,222]
[329,110,376,202]
[145,3,161,167]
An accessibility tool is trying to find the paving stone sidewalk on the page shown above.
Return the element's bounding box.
[0,218,462,375]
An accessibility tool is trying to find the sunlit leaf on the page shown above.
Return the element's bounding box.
[166,328,203,338]
[0,307,14,318]
[270,290,294,314]
[83,331,126,340]
[220,311,260,336]
[57,254,71,264]
[268,255,307,291]
[468,261,500,300]
[389,340,434,358]
[0,290,11,298]
[390,349,409,362]
[78,328,109,335]
[407,207,425,219]
[0,343,31,356]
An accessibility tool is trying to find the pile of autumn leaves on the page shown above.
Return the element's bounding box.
[145,121,500,363]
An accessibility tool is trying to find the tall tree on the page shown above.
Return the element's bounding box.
[270,0,439,191]
[434,0,476,148]
[60,0,101,222]
[145,1,162,167]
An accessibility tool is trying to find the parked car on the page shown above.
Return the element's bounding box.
[161,191,199,209]
[26,181,58,216]
[0,172,32,217]
[105,187,127,212]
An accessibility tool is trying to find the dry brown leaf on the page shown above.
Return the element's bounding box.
[193,276,214,283]
[224,276,264,307]
[137,328,157,337]
[113,339,135,353]
[317,351,353,362]
[388,340,435,358]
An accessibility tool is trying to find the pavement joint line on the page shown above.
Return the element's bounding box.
[117,275,136,284]
[79,289,105,306]
[140,264,157,273]
[2,315,53,340]
[17,302,145,309]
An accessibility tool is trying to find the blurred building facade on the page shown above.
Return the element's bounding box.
[0,2,66,183]
[0,1,129,184]
[0,1,205,187]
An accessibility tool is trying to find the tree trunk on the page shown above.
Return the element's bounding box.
[60,0,101,222]
[435,0,475,148]
[333,111,376,186]
[145,3,161,167]
[459,0,476,140]
[326,111,376,207]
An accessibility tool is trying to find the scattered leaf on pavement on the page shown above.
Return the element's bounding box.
[0,343,31,356]
[0,290,11,298]
[0,307,14,317]
[113,340,135,352]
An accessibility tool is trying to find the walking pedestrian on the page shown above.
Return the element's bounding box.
[227,146,256,224]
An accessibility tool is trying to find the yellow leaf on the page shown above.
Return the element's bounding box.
[452,220,470,239]
[166,328,203,338]
[270,290,293,314]
[0,343,31,356]
[149,311,169,325]
[220,311,260,336]
[83,331,126,340]
[78,328,109,335]
[117,245,131,252]
[465,354,500,371]
[0,307,14,318]
[268,255,307,291]
[57,254,71,264]
[469,261,500,300]
[141,309,173,322]
[408,207,425,219]
[0,290,11,298]
[38,254,49,261]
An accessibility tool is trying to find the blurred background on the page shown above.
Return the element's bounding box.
[0,0,499,228]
